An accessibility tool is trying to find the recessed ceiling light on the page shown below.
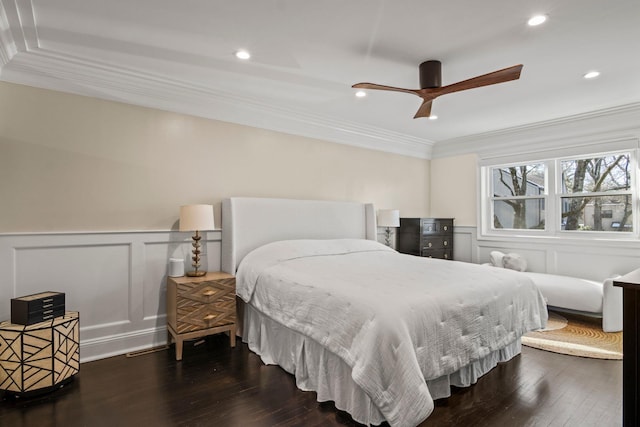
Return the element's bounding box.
[355,90,367,98]
[428,115,438,120]
[235,50,251,60]
[584,71,600,79]
[528,15,547,26]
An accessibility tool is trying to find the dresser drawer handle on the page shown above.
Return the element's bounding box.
[428,242,432,248]
[444,253,449,259]
[43,304,53,308]
[443,225,448,231]
[203,314,216,321]
[43,315,53,320]
[43,310,53,314]
[443,241,448,246]
[203,290,215,296]
[43,299,54,303]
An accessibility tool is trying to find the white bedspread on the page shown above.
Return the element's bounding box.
[237,239,547,427]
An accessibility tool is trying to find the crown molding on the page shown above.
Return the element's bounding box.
[1,48,434,159]
[432,103,640,159]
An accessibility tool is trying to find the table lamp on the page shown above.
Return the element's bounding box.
[378,209,400,247]
[179,204,215,277]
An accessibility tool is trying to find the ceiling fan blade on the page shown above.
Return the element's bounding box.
[438,64,523,96]
[414,100,433,119]
[352,83,420,96]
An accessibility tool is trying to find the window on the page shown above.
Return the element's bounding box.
[560,154,632,232]
[482,149,636,237]
[491,164,546,230]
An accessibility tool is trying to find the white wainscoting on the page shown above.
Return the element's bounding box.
[453,226,477,263]
[452,227,640,281]
[3,227,633,363]
[0,230,221,362]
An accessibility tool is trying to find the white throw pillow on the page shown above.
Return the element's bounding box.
[489,251,505,267]
[503,253,527,272]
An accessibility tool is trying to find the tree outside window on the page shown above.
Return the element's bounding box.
[561,154,632,232]
[491,164,545,230]
[487,151,634,234]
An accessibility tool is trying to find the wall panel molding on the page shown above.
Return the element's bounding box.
[0,230,221,362]
[3,227,632,362]
[467,226,640,281]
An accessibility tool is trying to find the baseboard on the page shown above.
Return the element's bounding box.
[80,326,168,363]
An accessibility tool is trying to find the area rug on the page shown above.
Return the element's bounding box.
[522,311,623,360]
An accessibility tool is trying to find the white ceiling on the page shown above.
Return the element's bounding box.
[1,0,639,158]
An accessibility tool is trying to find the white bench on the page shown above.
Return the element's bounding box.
[520,272,622,332]
[483,251,622,332]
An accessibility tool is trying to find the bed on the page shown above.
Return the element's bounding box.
[221,197,547,427]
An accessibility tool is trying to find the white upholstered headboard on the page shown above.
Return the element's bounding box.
[221,197,377,274]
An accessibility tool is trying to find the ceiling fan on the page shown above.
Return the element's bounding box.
[352,60,523,119]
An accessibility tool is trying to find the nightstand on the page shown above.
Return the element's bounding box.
[0,311,79,395]
[166,272,236,361]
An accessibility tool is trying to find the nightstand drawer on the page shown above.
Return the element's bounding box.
[176,299,235,333]
[176,278,236,304]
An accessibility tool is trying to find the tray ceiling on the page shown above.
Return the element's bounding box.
[1,0,639,158]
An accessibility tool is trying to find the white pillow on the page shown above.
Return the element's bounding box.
[503,253,527,272]
[489,251,505,267]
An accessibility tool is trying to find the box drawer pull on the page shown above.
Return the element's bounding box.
[203,314,216,321]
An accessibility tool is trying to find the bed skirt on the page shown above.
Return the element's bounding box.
[243,304,522,426]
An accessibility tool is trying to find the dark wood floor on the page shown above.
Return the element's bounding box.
[0,334,622,427]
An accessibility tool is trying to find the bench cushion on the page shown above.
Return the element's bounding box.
[521,272,603,314]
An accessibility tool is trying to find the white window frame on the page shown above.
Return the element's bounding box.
[555,150,636,237]
[487,162,548,234]
[479,144,639,240]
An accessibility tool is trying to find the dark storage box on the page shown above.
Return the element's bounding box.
[11,291,66,325]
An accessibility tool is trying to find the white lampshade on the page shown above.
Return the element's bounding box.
[179,204,215,231]
[378,209,400,227]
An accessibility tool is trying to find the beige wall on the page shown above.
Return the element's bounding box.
[430,153,478,226]
[0,82,430,232]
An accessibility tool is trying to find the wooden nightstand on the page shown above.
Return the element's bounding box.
[166,272,236,361]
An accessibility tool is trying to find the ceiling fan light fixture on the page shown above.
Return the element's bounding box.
[584,71,600,79]
[352,61,523,120]
[235,50,251,60]
[428,115,438,120]
[355,90,367,98]
[527,15,547,26]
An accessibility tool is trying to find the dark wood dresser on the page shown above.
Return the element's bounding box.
[397,218,454,260]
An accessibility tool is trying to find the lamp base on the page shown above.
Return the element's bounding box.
[186,270,207,277]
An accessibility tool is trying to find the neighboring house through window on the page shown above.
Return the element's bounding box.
[481,149,636,237]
